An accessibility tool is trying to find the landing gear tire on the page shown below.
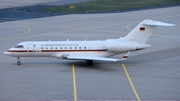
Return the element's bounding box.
[17,62,21,65]
[17,57,21,65]
[87,60,93,66]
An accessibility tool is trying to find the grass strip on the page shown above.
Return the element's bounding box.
[41,0,180,13]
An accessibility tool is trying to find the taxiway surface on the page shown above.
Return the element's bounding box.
[0,6,180,100]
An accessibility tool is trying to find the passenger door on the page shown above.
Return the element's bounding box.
[28,43,35,56]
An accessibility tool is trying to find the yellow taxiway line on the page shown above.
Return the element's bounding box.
[0,23,31,41]
[72,64,78,100]
[122,64,141,101]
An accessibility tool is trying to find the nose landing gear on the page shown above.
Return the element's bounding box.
[17,57,21,65]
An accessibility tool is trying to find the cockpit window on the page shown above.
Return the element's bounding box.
[14,45,24,48]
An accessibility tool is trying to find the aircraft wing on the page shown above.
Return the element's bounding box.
[58,51,131,61]
[67,55,119,61]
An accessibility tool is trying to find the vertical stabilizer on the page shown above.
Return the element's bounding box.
[122,19,175,44]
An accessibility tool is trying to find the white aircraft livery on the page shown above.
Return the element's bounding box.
[4,19,175,65]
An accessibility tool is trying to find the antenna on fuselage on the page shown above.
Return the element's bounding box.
[49,39,51,41]
[67,39,69,41]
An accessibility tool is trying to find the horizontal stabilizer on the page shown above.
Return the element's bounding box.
[143,20,175,26]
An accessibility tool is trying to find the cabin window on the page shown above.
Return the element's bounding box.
[75,47,77,49]
[14,45,24,48]
[51,47,53,49]
[41,47,43,49]
[65,47,67,49]
[46,47,48,49]
[55,47,57,49]
[84,47,86,49]
[70,47,72,49]
[79,47,81,49]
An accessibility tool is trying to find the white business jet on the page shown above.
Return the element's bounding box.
[4,19,175,65]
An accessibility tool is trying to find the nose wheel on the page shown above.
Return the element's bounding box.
[17,62,21,65]
[17,57,21,65]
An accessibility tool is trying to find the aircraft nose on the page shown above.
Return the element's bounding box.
[4,51,9,55]
[4,50,13,56]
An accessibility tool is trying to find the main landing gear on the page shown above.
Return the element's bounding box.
[86,60,93,66]
[17,57,21,65]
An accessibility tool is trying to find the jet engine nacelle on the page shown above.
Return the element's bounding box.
[106,39,151,52]
[106,39,136,52]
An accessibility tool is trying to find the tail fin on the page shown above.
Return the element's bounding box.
[122,19,175,44]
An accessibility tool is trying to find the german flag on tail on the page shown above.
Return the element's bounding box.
[140,27,145,31]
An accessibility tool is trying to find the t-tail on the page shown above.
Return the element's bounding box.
[122,19,175,44]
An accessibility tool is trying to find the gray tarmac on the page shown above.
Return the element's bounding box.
[0,6,180,100]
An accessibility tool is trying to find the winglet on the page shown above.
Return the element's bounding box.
[119,51,131,61]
